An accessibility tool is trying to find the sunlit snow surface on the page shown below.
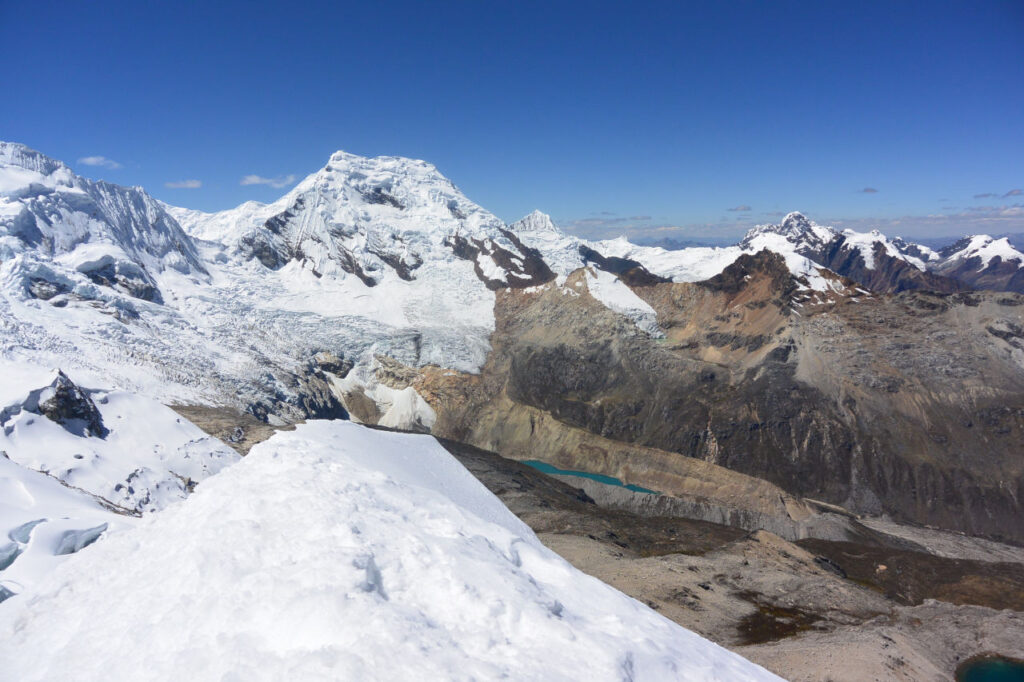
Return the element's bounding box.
[0,361,238,602]
[0,422,779,682]
[945,235,1024,270]
[584,267,663,336]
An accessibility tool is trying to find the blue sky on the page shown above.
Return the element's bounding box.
[2,1,1021,241]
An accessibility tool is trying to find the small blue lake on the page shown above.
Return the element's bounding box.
[957,657,1024,682]
[522,460,660,495]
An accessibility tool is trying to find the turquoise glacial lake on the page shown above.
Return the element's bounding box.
[522,460,660,495]
[957,657,1024,682]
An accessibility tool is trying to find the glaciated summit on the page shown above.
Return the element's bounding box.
[0,141,207,304]
[940,234,1024,267]
[509,209,558,233]
[933,234,1024,293]
[174,150,540,287]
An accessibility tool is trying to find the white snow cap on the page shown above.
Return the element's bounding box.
[740,211,836,251]
[510,209,558,233]
[945,235,1024,269]
[0,421,781,682]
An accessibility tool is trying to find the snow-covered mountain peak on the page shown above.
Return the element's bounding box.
[0,142,71,176]
[1,141,207,310]
[740,211,836,251]
[310,149,468,213]
[0,142,76,196]
[941,234,1024,268]
[782,210,812,229]
[510,209,558,233]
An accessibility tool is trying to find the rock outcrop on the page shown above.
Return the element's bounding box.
[400,253,1024,543]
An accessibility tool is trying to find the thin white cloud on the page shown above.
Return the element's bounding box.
[165,179,202,189]
[78,155,121,169]
[241,174,297,189]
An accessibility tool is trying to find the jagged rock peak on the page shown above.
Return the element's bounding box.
[509,209,558,233]
[781,211,814,231]
[740,211,836,250]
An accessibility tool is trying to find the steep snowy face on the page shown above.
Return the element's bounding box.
[891,236,939,267]
[0,142,207,304]
[177,151,513,285]
[0,421,780,682]
[838,228,916,270]
[509,209,558,233]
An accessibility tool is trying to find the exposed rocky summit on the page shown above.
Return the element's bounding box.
[0,370,108,438]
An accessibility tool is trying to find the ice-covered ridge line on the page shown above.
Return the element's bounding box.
[841,228,907,270]
[945,235,1024,270]
[0,421,782,681]
[0,140,208,313]
[594,230,838,292]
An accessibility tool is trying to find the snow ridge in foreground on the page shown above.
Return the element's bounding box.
[0,421,779,682]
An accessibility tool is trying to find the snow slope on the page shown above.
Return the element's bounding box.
[0,451,130,604]
[942,235,1024,270]
[0,421,780,682]
[0,361,239,513]
[584,267,663,336]
[0,360,237,602]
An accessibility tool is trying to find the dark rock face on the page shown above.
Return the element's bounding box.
[579,245,669,287]
[13,371,109,438]
[82,262,164,304]
[423,257,1024,544]
[808,236,960,294]
[444,231,556,290]
[360,187,405,209]
[367,240,422,281]
[312,351,354,378]
[245,364,349,424]
[932,253,1024,294]
[27,278,67,301]
[700,250,795,297]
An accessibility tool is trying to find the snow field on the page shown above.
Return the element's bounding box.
[0,421,781,682]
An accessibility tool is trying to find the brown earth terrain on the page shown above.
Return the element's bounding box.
[439,437,1024,682]
[382,252,1024,544]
